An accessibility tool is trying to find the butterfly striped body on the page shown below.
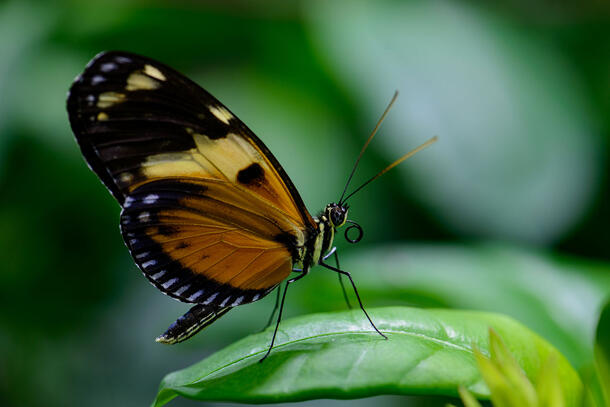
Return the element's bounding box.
[67,51,351,344]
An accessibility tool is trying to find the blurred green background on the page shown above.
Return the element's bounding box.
[1,1,609,406]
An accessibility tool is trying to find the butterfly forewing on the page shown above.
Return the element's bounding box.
[67,51,315,228]
[67,51,315,307]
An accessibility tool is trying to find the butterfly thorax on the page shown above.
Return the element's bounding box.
[300,203,348,271]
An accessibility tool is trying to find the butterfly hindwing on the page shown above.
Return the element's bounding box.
[120,178,296,306]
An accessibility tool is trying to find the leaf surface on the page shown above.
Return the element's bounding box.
[153,307,581,406]
[294,244,610,367]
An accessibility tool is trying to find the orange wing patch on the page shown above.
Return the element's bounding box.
[153,227,292,290]
[130,177,307,243]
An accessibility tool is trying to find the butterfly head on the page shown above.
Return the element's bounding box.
[325,203,349,228]
[324,203,363,244]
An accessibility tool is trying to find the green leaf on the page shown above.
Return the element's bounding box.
[594,301,610,406]
[459,386,484,407]
[152,307,581,406]
[536,355,565,407]
[294,244,610,368]
[476,330,538,407]
[461,330,567,407]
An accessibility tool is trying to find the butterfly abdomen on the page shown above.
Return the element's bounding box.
[156,304,232,344]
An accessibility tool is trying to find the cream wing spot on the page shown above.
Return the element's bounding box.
[141,150,218,179]
[144,64,166,81]
[97,91,126,108]
[193,133,266,182]
[175,284,190,296]
[162,278,178,289]
[188,290,204,301]
[119,172,133,184]
[209,105,233,125]
[143,194,159,204]
[138,211,150,222]
[204,292,219,305]
[126,72,160,91]
[91,75,105,85]
[100,62,118,72]
[124,196,134,208]
[151,270,166,280]
[135,251,149,259]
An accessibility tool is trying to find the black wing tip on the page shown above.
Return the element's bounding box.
[67,49,153,109]
[91,50,139,61]
[86,50,173,70]
[66,50,138,205]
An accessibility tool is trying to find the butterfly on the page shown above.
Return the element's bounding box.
[67,51,436,360]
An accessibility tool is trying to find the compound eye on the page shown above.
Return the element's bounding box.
[331,209,344,227]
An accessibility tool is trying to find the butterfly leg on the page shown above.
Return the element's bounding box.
[259,270,308,363]
[334,251,353,309]
[322,247,352,309]
[260,284,282,332]
[319,260,386,339]
[334,251,352,310]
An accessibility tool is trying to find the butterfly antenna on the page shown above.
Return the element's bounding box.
[338,91,399,205]
[341,136,438,203]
